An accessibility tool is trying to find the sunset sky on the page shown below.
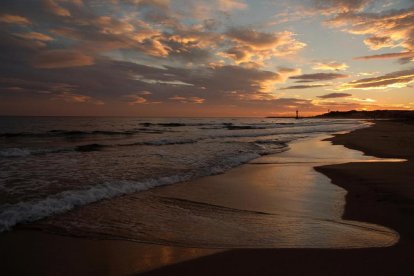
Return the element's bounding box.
[0,0,413,116]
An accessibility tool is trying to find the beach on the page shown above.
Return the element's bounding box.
[1,120,413,275]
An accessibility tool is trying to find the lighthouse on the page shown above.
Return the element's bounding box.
[296,110,299,119]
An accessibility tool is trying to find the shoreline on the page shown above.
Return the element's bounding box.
[143,120,414,275]
[1,121,413,275]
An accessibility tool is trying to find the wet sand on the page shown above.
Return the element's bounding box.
[1,120,414,275]
[143,120,414,276]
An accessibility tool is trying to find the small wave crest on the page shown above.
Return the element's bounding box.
[0,129,164,139]
[128,138,198,146]
[0,151,263,232]
[0,147,70,157]
[0,138,200,158]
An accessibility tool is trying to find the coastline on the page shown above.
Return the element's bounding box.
[143,120,414,276]
[143,120,414,275]
[1,120,413,275]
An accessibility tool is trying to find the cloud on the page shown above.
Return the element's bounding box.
[0,14,31,25]
[54,91,104,105]
[127,95,148,105]
[313,0,372,14]
[290,73,349,82]
[354,51,414,61]
[337,68,414,90]
[280,84,328,90]
[31,50,94,68]
[226,27,284,49]
[169,96,205,103]
[318,92,352,99]
[312,60,348,71]
[363,36,396,50]
[4,0,410,116]
[223,28,306,63]
[43,0,71,17]
[325,6,414,58]
[14,32,54,42]
[217,0,247,11]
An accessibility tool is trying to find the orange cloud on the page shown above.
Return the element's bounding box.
[217,0,246,11]
[223,28,306,63]
[54,91,104,105]
[337,68,414,90]
[363,36,396,50]
[43,0,71,17]
[314,0,371,14]
[14,32,54,42]
[312,60,348,71]
[127,95,148,105]
[326,7,414,57]
[32,50,94,68]
[0,14,31,25]
[169,96,205,104]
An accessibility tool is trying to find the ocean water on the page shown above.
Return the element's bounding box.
[0,117,366,232]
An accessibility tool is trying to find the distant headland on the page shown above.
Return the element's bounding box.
[267,110,414,119]
[314,110,414,119]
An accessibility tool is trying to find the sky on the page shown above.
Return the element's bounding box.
[0,0,413,116]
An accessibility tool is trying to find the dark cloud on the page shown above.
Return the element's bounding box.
[31,49,94,68]
[222,27,306,62]
[354,51,414,62]
[290,73,349,82]
[318,92,351,99]
[280,84,328,90]
[226,27,281,48]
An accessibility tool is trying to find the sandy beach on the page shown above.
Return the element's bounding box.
[2,0,413,274]
[1,120,414,275]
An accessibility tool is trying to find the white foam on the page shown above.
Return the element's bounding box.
[0,148,32,157]
[0,151,263,232]
[137,138,198,146]
[0,176,188,232]
[0,147,70,158]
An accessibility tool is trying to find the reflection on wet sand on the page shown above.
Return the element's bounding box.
[0,230,220,275]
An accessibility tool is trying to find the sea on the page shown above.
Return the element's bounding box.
[0,117,366,234]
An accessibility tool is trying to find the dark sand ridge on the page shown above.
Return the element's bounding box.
[0,121,413,275]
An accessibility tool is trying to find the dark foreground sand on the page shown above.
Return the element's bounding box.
[1,120,414,275]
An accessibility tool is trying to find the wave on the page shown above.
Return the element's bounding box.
[0,129,164,139]
[140,122,186,127]
[126,138,198,146]
[0,147,71,157]
[225,125,266,130]
[0,151,265,232]
[0,138,200,158]
[0,119,364,140]
[0,120,362,158]
[75,143,107,152]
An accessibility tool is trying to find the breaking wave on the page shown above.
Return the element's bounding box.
[0,151,263,232]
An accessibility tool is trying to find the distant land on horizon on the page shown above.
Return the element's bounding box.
[314,110,414,119]
[266,110,414,119]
